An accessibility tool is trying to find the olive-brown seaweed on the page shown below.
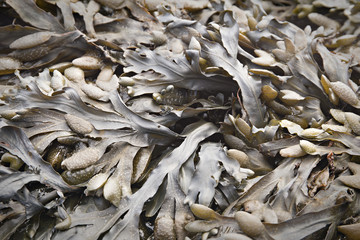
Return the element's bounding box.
[1,0,360,239]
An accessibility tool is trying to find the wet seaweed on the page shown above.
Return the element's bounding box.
[1,0,360,239]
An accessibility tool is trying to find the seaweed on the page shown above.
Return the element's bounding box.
[1,0,360,239]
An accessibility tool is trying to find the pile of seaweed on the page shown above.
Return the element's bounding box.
[0,0,360,239]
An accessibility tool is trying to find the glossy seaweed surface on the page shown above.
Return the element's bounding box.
[0,0,360,239]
